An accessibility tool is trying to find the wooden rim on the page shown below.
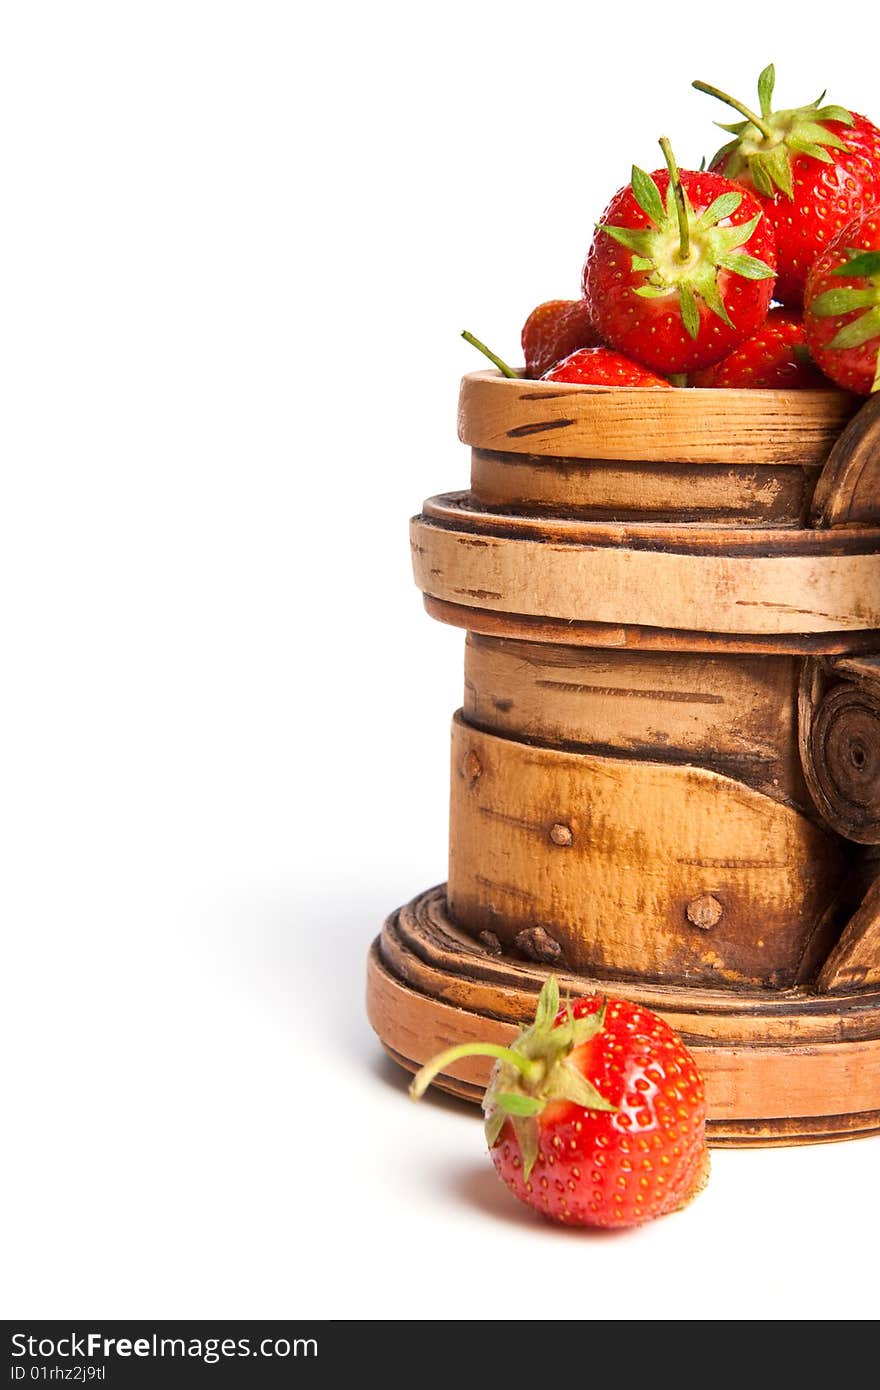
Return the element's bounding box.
[421,494,880,555]
[382,885,880,1039]
[458,371,856,465]
[367,888,880,1145]
[411,513,880,636]
[422,598,880,655]
[377,1036,880,1147]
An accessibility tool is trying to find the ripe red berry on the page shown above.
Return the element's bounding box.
[543,345,671,387]
[695,65,880,306]
[691,308,826,388]
[411,978,709,1229]
[521,299,601,378]
[583,138,776,374]
[804,208,880,394]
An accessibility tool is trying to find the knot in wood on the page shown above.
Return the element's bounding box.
[477,930,502,956]
[805,673,880,843]
[686,894,723,930]
[461,750,482,783]
[514,925,565,966]
[549,822,573,847]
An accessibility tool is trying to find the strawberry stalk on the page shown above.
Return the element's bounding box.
[691,79,775,141]
[461,330,518,378]
[658,136,690,261]
[690,66,857,211]
[594,143,775,350]
[409,974,616,1184]
[410,1041,541,1100]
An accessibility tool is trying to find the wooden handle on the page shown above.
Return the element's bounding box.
[812,392,880,527]
[799,656,880,844]
[817,872,880,992]
[801,655,880,992]
[799,651,880,993]
[804,395,880,989]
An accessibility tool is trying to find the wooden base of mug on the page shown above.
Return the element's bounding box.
[366,886,880,1147]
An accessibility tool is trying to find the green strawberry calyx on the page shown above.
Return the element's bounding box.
[409,976,616,1181]
[598,137,774,340]
[811,248,880,391]
[693,63,855,199]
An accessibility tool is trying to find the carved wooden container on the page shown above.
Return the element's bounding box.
[367,374,880,1145]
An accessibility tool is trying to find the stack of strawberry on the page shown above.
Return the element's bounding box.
[479,67,880,395]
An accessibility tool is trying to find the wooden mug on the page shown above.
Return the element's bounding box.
[369,375,880,1144]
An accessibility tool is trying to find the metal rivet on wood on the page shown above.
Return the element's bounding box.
[461,750,482,782]
[686,894,724,930]
[549,822,574,846]
[514,926,565,966]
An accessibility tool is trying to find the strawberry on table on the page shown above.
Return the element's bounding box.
[411,977,709,1229]
[583,137,776,374]
[694,65,880,307]
[522,298,601,379]
[543,345,672,387]
[804,209,880,394]
[692,307,826,388]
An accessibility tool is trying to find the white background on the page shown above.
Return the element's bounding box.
[2,0,878,1322]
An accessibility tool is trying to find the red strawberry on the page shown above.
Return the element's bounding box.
[522,299,601,378]
[411,977,709,1229]
[694,65,880,307]
[543,345,671,387]
[692,308,826,388]
[583,138,776,374]
[804,209,880,394]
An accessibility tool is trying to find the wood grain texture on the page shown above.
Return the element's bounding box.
[378,381,880,1144]
[463,633,808,808]
[458,372,856,464]
[471,449,821,524]
[448,715,845,988]
[818,873,880,992]
[383,885,880,1045]
[422,491,880,551]
[367,914,880,1142]
[812,391,880,526]
[424,596,880,656]
[799,655,880,843]
[411,512,880,636]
